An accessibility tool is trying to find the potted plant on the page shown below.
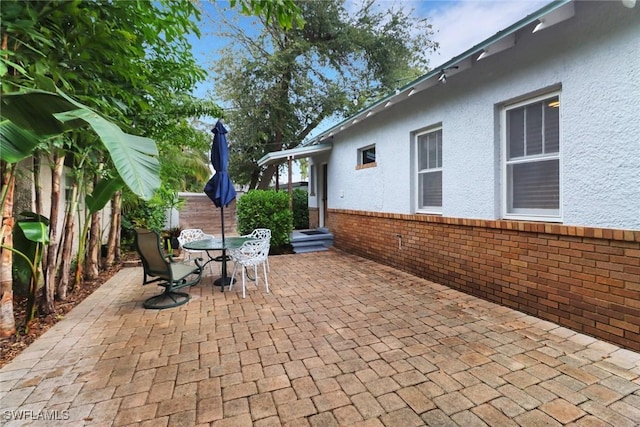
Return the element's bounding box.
[163,226,182,252]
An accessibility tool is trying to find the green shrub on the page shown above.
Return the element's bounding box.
[292,188,309,230]
[236,190,293,247]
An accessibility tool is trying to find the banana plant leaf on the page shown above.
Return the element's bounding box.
[0,89,160,200]
[12,216,49,296]
[55,109,159,201]
[18,220,50,245]
[0,120,44,163]
[0,90,86,135]
[86,176,125,214]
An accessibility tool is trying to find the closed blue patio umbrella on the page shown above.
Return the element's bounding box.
[204,120,237,243]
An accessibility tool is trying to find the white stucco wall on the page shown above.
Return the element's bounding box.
[314,1,640,230]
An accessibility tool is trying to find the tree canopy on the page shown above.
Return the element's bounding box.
[209,0,438,188]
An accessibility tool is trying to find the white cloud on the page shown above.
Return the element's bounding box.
[424,0,549,68]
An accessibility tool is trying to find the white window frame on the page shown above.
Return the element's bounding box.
[501,91,562,221]
[415,127,443,214]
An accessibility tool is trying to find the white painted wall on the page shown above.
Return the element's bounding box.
[312,1,640,230]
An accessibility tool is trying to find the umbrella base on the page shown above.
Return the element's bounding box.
[214,276,235,289]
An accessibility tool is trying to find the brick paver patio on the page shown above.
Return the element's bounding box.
[1,249,639,426]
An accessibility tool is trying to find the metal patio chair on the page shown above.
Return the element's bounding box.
[241,228,272,272]
[177,228,216,276]
[134,229,203,309]
[229,239,270,298]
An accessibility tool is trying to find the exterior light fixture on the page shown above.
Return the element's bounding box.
[533,2,575,33]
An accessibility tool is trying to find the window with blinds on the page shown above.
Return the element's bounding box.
[417,128,443,212]
[504,94,560,217]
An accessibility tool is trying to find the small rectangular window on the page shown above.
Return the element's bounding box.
[416,128,442,212]
[357,145,376,169]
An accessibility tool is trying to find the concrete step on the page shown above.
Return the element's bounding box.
[292,245,329,254]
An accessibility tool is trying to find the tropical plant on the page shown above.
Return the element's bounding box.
[9,216,49,330]
[0,89,161,331]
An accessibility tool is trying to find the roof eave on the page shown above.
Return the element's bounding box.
[257,142,333,167]
[314,0,573,143]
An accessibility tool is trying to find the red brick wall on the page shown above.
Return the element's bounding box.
[327,208,640,351]
[179,194,237,237]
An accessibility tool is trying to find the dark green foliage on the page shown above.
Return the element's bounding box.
[236,190,293,247]
[12,213,49,296]
[292,189,309,230]
[120,199,167,250]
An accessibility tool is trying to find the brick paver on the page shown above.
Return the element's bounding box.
[1,250,639,426]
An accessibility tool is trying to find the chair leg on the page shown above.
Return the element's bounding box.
[242,265,247,298]
[230,263,238,291]
[263,262,269,293]
[253,265,259,288]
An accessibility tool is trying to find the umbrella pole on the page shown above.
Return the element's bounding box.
[219,205,228,291]
[220,206,225,243]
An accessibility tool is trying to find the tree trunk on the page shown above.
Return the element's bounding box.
[41,152,65,315]
[56,180,78,300]
[13,159,33,219]
[33,154,48,279]
[0,161,16,337]
[85,210,100,279]
[104,191,121,267]
[33,155,43,217]
[115,192,122,262]
[85,169,101,280]
[257,163,278,189]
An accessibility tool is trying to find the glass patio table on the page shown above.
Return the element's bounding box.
[182,236,254,291]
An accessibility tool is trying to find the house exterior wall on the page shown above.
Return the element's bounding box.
[318,1,640,229]
[311,2,640,351]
